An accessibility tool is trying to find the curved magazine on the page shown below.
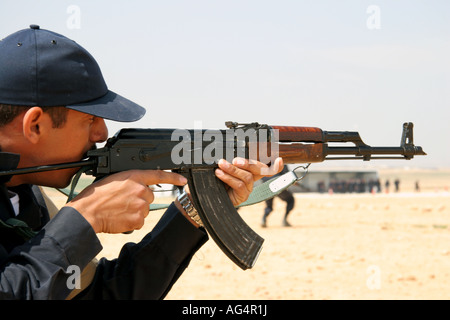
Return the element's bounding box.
[185,168,264,270]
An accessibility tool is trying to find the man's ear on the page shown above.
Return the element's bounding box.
[22,107,52,144]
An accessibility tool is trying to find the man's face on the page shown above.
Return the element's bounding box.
[18,109,108,188]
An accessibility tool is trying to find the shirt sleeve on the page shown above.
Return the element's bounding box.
[0,207,102,299]
[74,202,208,300]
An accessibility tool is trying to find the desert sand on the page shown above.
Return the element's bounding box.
[44,168,450,300]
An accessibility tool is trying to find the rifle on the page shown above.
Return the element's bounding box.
[0,122,426,270]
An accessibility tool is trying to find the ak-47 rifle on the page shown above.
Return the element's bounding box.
[0,122,426,270]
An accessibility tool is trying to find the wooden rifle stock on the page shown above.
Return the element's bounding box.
[249,125,327,164]
[271,125,327,163]
[276,143,326,164]
[270,125,324,143]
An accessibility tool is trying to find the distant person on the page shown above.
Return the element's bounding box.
[385,180,390,193]
[394,179,400,192]
[415,181,420,192]
[376,179,381,193]
[261,166,295,228]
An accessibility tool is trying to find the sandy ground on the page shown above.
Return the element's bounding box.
[44,169,450,300]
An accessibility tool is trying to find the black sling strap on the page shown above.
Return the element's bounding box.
[0,217,37,241]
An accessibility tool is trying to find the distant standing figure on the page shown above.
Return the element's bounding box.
[261,167,295,228]
[394,179,400,192]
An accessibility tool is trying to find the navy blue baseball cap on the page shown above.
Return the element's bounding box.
[0,25,146,122]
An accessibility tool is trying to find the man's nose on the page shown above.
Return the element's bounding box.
[90,117,109,143]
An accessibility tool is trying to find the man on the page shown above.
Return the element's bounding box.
[0,25,282,299]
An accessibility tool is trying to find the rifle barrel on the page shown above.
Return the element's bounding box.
[326,145,426,160]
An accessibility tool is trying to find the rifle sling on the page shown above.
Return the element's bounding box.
[0,217,38,241]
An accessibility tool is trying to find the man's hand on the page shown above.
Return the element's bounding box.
[215,157,284,206]
[66,170,187,233]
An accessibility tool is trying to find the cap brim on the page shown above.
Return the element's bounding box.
[66,90,146,122]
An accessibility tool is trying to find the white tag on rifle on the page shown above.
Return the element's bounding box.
[269,171,297,193]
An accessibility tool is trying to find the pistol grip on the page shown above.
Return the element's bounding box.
[183,168,264,270]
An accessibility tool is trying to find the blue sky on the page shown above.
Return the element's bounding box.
[1,0,448,168]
